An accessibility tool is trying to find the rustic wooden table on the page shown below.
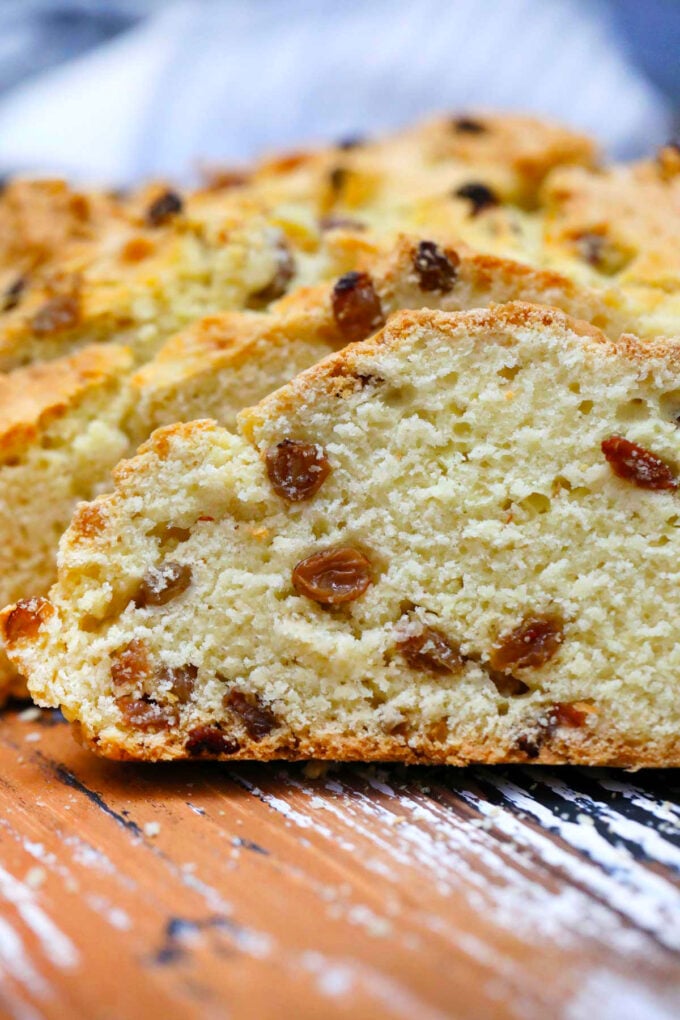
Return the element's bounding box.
[0,705,678,1020]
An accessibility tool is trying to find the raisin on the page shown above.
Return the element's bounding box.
[185,725,240,756]
[489,614,564,672]
[265,439,331,501]
[601,435,677,491]
[397,626,461,674]
[292,547,372,605]
[158,664,198,704]
[337,135,365,150]
[31,293,80,335]
[319,215,366,232]
[110,639,151,689]
[329,166,348,192]
[248,242,295,305]
[451,117,487,134]
[331,271,385,343]
[146,190,183,226]
[412,241,459,293]
[116,696,177,732]
[489,671,530,697]
[224,690,278,741]
[575,232,630,275]
[3,597,52,645]
[3,276,25,312]
[552,701,590,728]
[517,735,541,759]
[454,182,498,215]
[134,562,192,608]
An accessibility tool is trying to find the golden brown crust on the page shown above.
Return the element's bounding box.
[71,721,678,769]
[0,344,132,463]
[541,157,680,290]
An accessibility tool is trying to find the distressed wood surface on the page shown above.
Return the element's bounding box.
[0,706,678,1020]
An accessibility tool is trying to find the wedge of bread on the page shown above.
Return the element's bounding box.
[6,303,679,765]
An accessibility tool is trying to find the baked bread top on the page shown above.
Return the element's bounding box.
[6,303,679,766]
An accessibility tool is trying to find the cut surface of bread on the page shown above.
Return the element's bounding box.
[7,303,680,766]
[0,237,636,697]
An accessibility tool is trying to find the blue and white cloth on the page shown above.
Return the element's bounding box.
[0,0,676,186]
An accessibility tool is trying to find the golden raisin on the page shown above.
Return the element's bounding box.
[158,664,198,704]
[116,696,177,732]
[248,242,295,306]
[265,439,331,501]
[601,435,677,491]
[292,546,372,605]
[121,237,154,262]
[397,626,461,674]
[146,190,183,226]
[331,271,385,343]
[575,232,632,275]
[134,562,192,608]
[31,293,80,335]
[489,614,564,672]
[224,690,278,741]
[185,725,240,756]
[412,241,459,293]
[552,701,590,728]
[110,639,152,689]
[3,597,52,645]
[455,182,498,215]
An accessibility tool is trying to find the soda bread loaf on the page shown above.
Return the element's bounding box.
[0,113,678,714]
[6,303,680,765]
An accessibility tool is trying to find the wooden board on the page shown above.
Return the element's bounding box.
[0,705,678,1020]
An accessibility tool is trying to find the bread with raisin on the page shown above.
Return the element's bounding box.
[0,237,626,697]
[7,303,679,765]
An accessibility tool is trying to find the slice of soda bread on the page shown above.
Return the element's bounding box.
[0,239,624,697]
[6,303,679,765]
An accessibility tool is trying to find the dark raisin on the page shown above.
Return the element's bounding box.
[248,242,295,305]
[517,735,541,759]
[31,293,80,335]
[110,639,151,689]
[158,664,198,704]
[329,166,348,192]
[3,276,25,312]
[397,626,461,674]
[3,597,52,645]
[412,241,459,293]
[134,562,192,608]
[601,435,677,491]
[185,725,240,756]
[331,271,385,342]
[454,182,498,215]
[116,696,177,732]
[337,135,365,150]
[265,439,331,501]
[292,546,372,605]
[319,215,366,232]
[224,690,278,741]
[489,614,564,672]
[451,117,487,134]
[146,190,183,226]
[489,671,530,697]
